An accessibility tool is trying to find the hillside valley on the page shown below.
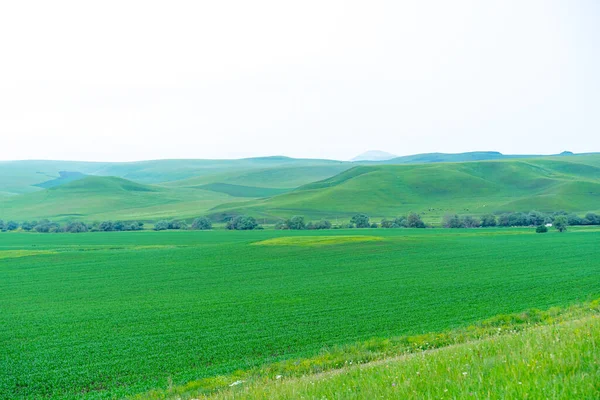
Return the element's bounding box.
[1,152,599,223]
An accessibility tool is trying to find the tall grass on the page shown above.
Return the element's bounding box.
[213,314,600,399]
[140,299,600,399]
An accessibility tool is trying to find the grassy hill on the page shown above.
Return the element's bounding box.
[0,176,245,221]
[0,158,352,199]
[375,150,598,165]
[4,152,596,197]
[164,164,352,190]
[0,160,108,195]
[0,158,354,220]
[212,156,600,222]
[2,154,599,222]
[33,171,88,189]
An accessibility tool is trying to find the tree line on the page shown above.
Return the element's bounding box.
[275,213,427,230]
[0,219,147,233]
[441,211,600,229]
[0,215,267,233]
[1,211,598,233]
[0,217,214,233]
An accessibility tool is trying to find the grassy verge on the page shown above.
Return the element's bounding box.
[135,299,600,399]
[217,313,600,399]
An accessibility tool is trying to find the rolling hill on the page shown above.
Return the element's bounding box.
[0,176,247,221]
[0,157,352,196]
[1,153,599,223]
[374,150,598,165]
[211,156,600,222]
[4,152,595,197]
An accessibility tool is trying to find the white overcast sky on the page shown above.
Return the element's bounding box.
[0,0,598,161]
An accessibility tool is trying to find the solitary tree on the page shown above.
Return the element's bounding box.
[350,214,370,228]
[192,217,212,230]
[406,212,426,228]
[226,215,259,230]
[553,215,568,232]
[285,215,306,230]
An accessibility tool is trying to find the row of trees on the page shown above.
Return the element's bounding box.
[0,217,215,233]
[153,217,215,231]
[2,211,599,233]
[0,215,262,233]
[0,219,146,233]
[442,211,600,229]
[380,213,426,228]
[275,213,428,230]
[274,210,599,231]
[275,216,332,230]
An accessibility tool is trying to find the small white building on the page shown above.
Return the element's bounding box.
[545,223,553,227]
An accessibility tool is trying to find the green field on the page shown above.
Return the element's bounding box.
[2,228,599,399]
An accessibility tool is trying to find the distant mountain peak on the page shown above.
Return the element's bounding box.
[352,150,397,162]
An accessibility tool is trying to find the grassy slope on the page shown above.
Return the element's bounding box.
[0,160,108,195]
[193,183,290,198]
[377,151,600,164]
[213,156,600,221]
[1,228,599,399]
[0,157,354,220]
[0,176,242,221]
[0,158,351,196]
[34,171,88,189]
[164,164,351,189]
[3,155,599,222]
[212,313,600,399]
[380,150,510,164]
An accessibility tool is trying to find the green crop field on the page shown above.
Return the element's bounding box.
[2,228,599,399]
